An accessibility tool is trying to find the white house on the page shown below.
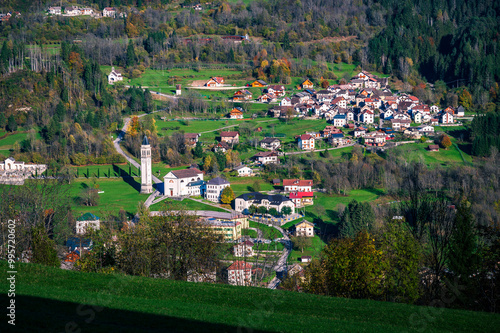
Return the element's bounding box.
[295,220,314,237]
[233,241,255,257]
[413,111,424,124]
[253,151,279,165]
[298,134,315,150]
[234,165,253,177]
[440,111,454,124]
[205,177,230,203]
[163,168,204,197]
[108,67,123,84]
[283,179,313,192]
[234,193,295,215]
[227,260,252,286]
[332,114,347,127]
[76,213,100,235]
[360,110,374,124]
[48,6,62,15]
[260,137,281,150]
[64,6,80,16]
[280,97,292,106]
[102,7,116,17]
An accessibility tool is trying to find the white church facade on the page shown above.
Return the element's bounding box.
[163,168,205,197]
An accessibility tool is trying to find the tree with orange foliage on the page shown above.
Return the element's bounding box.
[68,52,83,74]
[128,116,141,136]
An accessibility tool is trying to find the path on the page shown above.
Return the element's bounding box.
[113,114,162,184]
[284,143,355,156]
[199,124,238,134]
[187,197,233,212]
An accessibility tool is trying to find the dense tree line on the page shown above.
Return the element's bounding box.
[470,113,500,156]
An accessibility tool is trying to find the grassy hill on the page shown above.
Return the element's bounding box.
[2,261,499,332]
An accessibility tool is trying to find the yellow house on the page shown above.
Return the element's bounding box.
[301,79,313,89]
[251,79,267,87]
[295,220,314,237]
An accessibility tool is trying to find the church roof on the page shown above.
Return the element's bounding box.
[142,135,149,145]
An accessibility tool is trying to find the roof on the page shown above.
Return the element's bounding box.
[272,179,280,184]
[207,176,230,185]
[184,133,199,139]
[236,240,254,247]
[299,134,313,140]
[260,137,280,144]
[237,192,292,205]
[333,114,346,119]
[228,260,253,270]
[77,213,99,222]
[255,79,267,85]
[215,142,230,149]
[331,133,345,138]
[220,131,239,137]
[169,168,202,179]
[295,220,314,227]
[253,151,277,158]
[428,145,439,149]
[187,180,205,187]
[289,192,314,199]
[234,165,251,171]
[283,179,313,187]
[66,238,92,249]
[142,135,149,145]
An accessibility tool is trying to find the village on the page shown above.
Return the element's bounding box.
[34,67,466,288]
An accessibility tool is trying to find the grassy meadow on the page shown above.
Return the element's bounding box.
[2,261,499,333]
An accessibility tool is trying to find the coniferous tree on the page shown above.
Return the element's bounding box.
[126,40,137,68]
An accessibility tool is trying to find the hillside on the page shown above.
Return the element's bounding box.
[2,261,499,332]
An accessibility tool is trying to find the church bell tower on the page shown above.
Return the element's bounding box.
[140,135,153,194]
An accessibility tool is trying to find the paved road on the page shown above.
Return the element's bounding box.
[113,114,162,184]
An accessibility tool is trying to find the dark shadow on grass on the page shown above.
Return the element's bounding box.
[364,188,385,196]
[14,295,274,333]
[305,211,339,244]
[113,164,141,193]
[458,143,472,155]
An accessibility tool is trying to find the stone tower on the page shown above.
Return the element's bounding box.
[140,135,153,194]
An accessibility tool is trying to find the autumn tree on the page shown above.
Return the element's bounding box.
[304,231,385,299]
[459,88,473,109]
[68,52,84,74]
[440,134,452,149]
[221,186,235,204]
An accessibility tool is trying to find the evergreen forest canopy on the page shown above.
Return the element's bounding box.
[0,0,498,99]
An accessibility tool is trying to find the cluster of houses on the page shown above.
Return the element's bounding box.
[0,12,20,22]
[47,6,124,18]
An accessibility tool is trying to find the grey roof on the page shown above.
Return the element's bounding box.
[260,137,280,144]
[237,192,291,205]
[187,180,206,187]
[207,176,230,185]
[142,135,149,145]
[234,165,251,170]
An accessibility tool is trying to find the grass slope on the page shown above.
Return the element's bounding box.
[2,261,499,332]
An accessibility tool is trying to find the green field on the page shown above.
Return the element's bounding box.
[305,189,383,224]
[0,132,29,149]
[68,178,150,218]
[3,261,499,332]
[391,142,472,167]
[249,221,282,239]
[229,176,276,195]
[149,197,227,212]
[289,235,327,262]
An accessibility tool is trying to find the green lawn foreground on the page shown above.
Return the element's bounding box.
[2,261,499,333]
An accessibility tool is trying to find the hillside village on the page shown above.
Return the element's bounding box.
[0,0,499,330]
